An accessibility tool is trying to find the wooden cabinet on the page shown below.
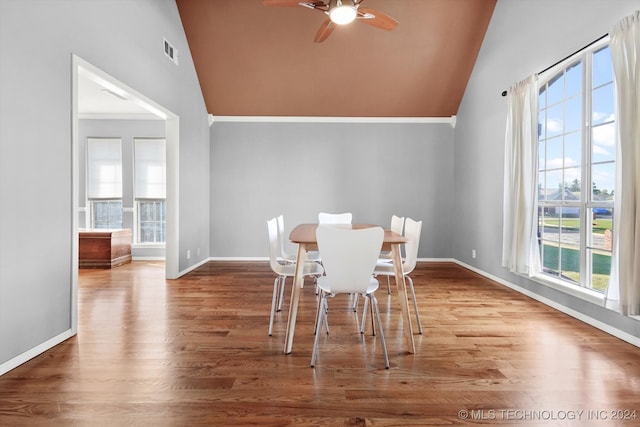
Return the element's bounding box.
[79,229,132,269]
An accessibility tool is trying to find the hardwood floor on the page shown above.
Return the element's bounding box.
[2,261,640,426]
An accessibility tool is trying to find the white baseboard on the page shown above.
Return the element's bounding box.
[208,256,269,261]
[0,329,75,376]
[453,259,640,349]
[177,257,211,277]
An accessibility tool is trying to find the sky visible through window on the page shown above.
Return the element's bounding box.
[539,45,615,197]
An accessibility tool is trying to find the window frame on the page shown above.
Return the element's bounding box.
[133,138,166,245]
[135,199,166,245]
[86,137,123,230]
[89,198,123,230]
[534,36,614,302]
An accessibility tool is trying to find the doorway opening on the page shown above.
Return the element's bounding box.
[71,55,179,332]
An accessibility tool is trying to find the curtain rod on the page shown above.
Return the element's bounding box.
[501,33,609,97]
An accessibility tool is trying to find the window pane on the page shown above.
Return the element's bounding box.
[546,104,563,138]
[540,207,581,283]
[592,83,615,126]
[589,206,612,294]
[540,208,560,244]
[547,73,563,105]
[538,140,546,171]
[593,46,613,88]
[546,169,564,194]
[91,200,122,229]
[565,96,582,132]
[592,122,616,163]
[564,167,581,194]
[590,251,610,292]
[137,200,166,243]
[539,86,547,109]
[564,133,581,167]
[546,136,563,169]
[592,163,615,198]
[591,208,613,251]
[565,61,582,97]
[560,208,581,283]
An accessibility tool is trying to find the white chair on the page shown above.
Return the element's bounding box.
[315,212,352,263]
[372,217,423,334]
[378,215,405,292]
[311,225,389,369]
[267,217,324,336]
[276,214,321,265]
[317,212,354,300]
[318,212,352,224]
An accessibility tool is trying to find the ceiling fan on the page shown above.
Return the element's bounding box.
[262,0,399,43]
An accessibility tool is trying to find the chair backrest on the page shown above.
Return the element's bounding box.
[402,217,423,274]
[267,217,284,274]
[316,225,383,294]
[276,214,291,260]
[318,212,353,224]
[390,215,404,235]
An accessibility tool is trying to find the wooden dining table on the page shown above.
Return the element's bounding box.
[284,223,415,354]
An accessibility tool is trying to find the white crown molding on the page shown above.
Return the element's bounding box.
[79,113,163,121]
[209,115,456,125]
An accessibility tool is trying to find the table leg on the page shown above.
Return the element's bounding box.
[284,243,307,354]
[392,243,415,353]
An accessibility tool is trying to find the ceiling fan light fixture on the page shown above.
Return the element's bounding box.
[329,4,357,25]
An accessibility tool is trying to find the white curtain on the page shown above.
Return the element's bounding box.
[502,75,542,276]
[605,11,640,315]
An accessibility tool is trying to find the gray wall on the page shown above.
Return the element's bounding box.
[0,1,209,369]
[210,121,455,259]
[454,0,640,339]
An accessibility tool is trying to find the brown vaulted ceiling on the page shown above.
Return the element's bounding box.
[176,0,496,117]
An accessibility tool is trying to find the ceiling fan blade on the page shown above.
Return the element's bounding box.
[262,0,303,5]
[357,8,398,31]
[262,0,326,7]
[314,19,335,43]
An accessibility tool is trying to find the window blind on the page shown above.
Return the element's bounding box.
[134,138,166,199]
[87,138,122,198]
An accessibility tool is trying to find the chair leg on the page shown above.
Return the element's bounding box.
[371,294,390,369]
[277,276,286,312]
[311,294,328,367]
[370,297,376,335]
[387,275,391,294]
[313,290,330,335]
[360,295,368,333]
[268,276,280,336]
[352,293,359,312]
[407,276,423,334]
[323,300,330,334]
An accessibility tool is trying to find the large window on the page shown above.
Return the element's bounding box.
[537,41,615,293]
[134,138,166,243]
[87,138,123,229]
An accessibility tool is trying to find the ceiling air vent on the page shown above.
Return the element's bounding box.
[164,38,178,65]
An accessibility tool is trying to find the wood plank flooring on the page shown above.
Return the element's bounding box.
[2,261,640,426]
